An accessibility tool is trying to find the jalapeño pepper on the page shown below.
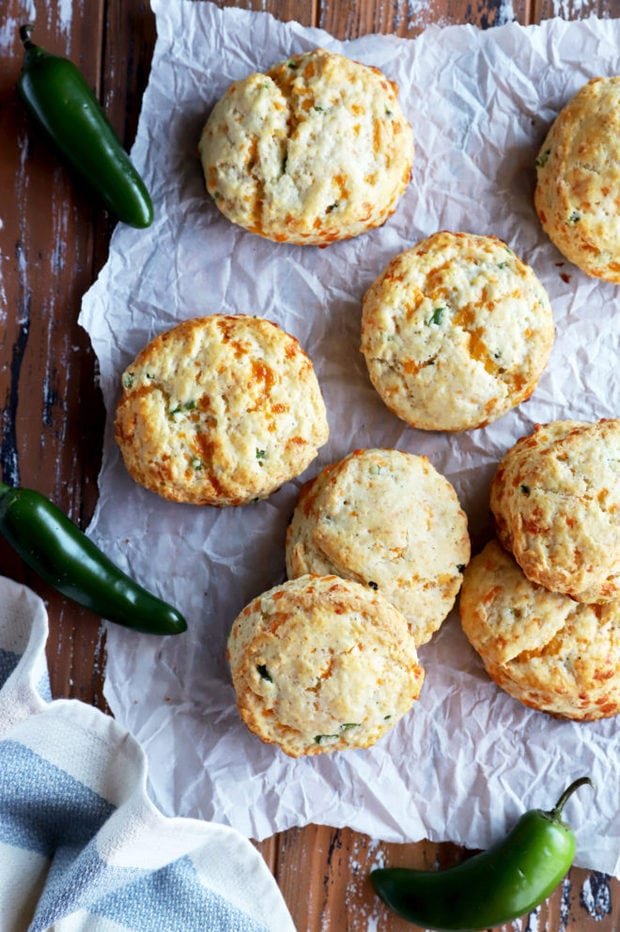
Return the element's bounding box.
[18,24,153,228]
[0,482,186,635]
[371,776,593,931]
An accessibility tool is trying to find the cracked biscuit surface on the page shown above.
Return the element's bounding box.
[285,448,470,646]
[534,76,620,282]
[360,231,555,432]
[460,540,620,720]
[227,574,424,757]
[490,419,620,603]
[114,315,329,506]
[199,48,413,245]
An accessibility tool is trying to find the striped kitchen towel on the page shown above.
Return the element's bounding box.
[0,576,295,932]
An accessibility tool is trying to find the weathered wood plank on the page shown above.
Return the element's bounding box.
[319,0,531,39]
[214,0,316,27]
[536,0,620,19]
[0,0,109,707]
[272,826,618,930]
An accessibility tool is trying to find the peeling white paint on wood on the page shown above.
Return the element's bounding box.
[57,0,75,35]
[552,0,593,15]
[0,9,35,54]
[581,871,613,919]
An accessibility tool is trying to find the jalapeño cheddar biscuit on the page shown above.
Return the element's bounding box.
[199,48,413,246]
[360,232,555,432]
[227,574,424,757]
[285,448,470,646]
[114,315,329,506]
[460,540,620,721]
[490,419,620,604]
[535,76,620,282]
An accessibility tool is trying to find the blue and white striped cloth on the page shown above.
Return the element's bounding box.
[0,576,295,931]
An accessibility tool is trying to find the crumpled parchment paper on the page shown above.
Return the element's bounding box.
[79,0,620,876]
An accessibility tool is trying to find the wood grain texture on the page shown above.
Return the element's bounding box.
[0,0,108,707]
[535,0,620,19]
[265,827,618,930]
[319,0,531,38]
[1,1,618,930]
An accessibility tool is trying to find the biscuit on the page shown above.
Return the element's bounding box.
[360,231,554,432]
[460,540,620,721]
[534,76,620,282]
[227,574,424,757]
[285,448,470,646]
[114,315,329,506]
[490,419,620,603]
[198,48,413,246]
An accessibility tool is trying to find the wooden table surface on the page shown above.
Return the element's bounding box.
[2,1,619,929]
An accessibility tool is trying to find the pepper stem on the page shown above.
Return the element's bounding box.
[19,24,36,49]
[549,776,593,822]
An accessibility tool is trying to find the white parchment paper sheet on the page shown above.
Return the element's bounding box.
[79,1,620,876]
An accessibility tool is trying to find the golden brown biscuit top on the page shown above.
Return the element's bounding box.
[460,539,620,721]
[460,540,574,665]
[228,574,424,756]
[360,231,555,431]
[490,419,620,602]
[535,76,620,281]
[199,48,414,245]
[114,314,328,506]
[285,448,470,645]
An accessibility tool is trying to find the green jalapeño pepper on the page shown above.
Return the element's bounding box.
[371,776,593,931]
[0,482,186,636]
[18,24,153,228]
